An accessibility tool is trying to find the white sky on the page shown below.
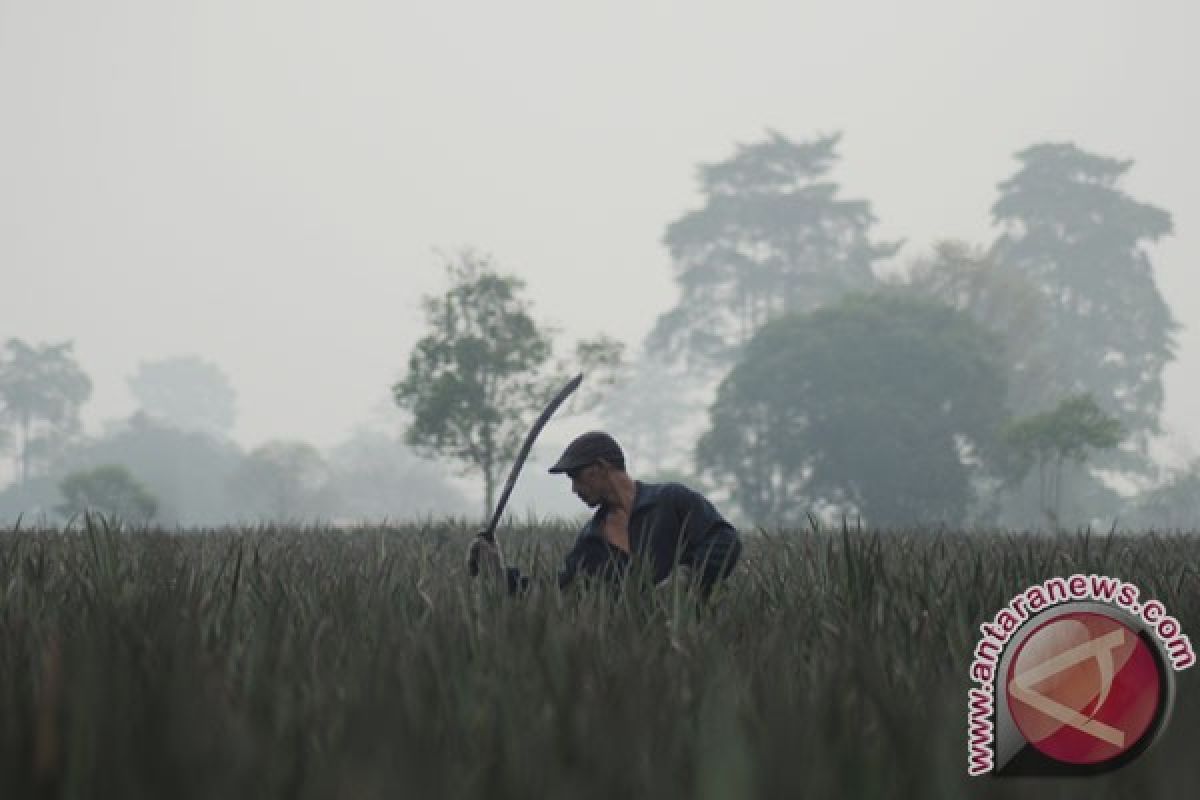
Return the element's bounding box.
[3,1,1197,468]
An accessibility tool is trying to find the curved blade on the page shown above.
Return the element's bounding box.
[481,372,583,544]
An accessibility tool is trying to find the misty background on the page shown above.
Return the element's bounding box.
[2,1,1198,528]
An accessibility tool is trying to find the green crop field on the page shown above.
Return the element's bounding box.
[1,521,1198,799]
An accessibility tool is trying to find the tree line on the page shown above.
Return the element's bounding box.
[394,133,1195,530]
[0,347,467,525]
[4,131,1194,530]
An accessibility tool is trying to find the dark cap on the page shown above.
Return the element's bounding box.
[548,431,626,473]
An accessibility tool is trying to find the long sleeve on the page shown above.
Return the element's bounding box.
[681,522,741,595]
[504,534,628,594]
[671,486,742,595]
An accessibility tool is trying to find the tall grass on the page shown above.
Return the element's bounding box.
[1,520,1198,798]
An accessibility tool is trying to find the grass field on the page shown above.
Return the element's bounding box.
[2,520,1198,799]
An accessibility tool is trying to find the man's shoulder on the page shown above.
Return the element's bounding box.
[651,481,736,525]
[638,480,708,507]
[634,480,681,503]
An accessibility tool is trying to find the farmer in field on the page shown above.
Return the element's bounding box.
[466,431,742,598]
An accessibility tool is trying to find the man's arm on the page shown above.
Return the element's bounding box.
[670,485,743,595]
[512,536,627,592]
[682,523,741,596]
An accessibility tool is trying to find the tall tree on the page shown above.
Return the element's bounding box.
[393,250,622,514]
[698,293,1009,525]
[990,142,1176,471]
[595,350,706,475]
[900,240,1053,410]
[1001,394,1123,529]
[646,131,898,370]
[0,338,92,485]
[127,355,237,438]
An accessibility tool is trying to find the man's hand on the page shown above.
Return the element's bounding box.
[465,532,505,580]
[656,564,696,594]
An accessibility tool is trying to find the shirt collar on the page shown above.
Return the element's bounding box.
[631,480,663,512]
[583,481,663,537]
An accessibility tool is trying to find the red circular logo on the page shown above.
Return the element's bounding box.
[1005,611,1162,765]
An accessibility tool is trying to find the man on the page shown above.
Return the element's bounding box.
[465,431,742,598]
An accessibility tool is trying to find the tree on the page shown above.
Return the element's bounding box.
[229,440,336,521]
[0,476,61,524]
[899,240,1054,410]
[646,131,898,370]
[0,338,92,485]
[1001,394,1122,529]
[595,350,707,475]
[697,293,1009,525]
[57,464,158,523]
[68,412,243,526]
[1126,460,1200,531]
[990,142,1176,471]
[326,428,469,520]
[393,250,622,515]
[896,241,1061,525]
[127,355,237,438]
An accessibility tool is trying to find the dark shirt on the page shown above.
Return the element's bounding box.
[506,481,741,596]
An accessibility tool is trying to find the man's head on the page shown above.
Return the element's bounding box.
[548,431,627,508]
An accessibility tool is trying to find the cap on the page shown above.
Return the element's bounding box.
[548,431,625,473]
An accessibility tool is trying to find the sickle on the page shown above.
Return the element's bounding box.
[480,372,583,549]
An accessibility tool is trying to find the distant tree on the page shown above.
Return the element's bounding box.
[1001,394,1122,529]
[990,142,1176,471]
[393,250,623,514]
[326,428,469,520]
[127,355,237,438]
[68,412,243,526]
[0,338,92,485]
[896,241,1059,525]
[229,440,335,521]
[57,464,158,523]
[899,241,1053,409]
[0,476,61,524]
[698,293,1008,525]
[1126,460,1200,531]
[646,131,898,370]
[595,351,707,474]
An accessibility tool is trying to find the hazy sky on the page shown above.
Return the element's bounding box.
[3,1,1198,468]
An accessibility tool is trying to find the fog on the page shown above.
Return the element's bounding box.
[2,1,1198,525]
